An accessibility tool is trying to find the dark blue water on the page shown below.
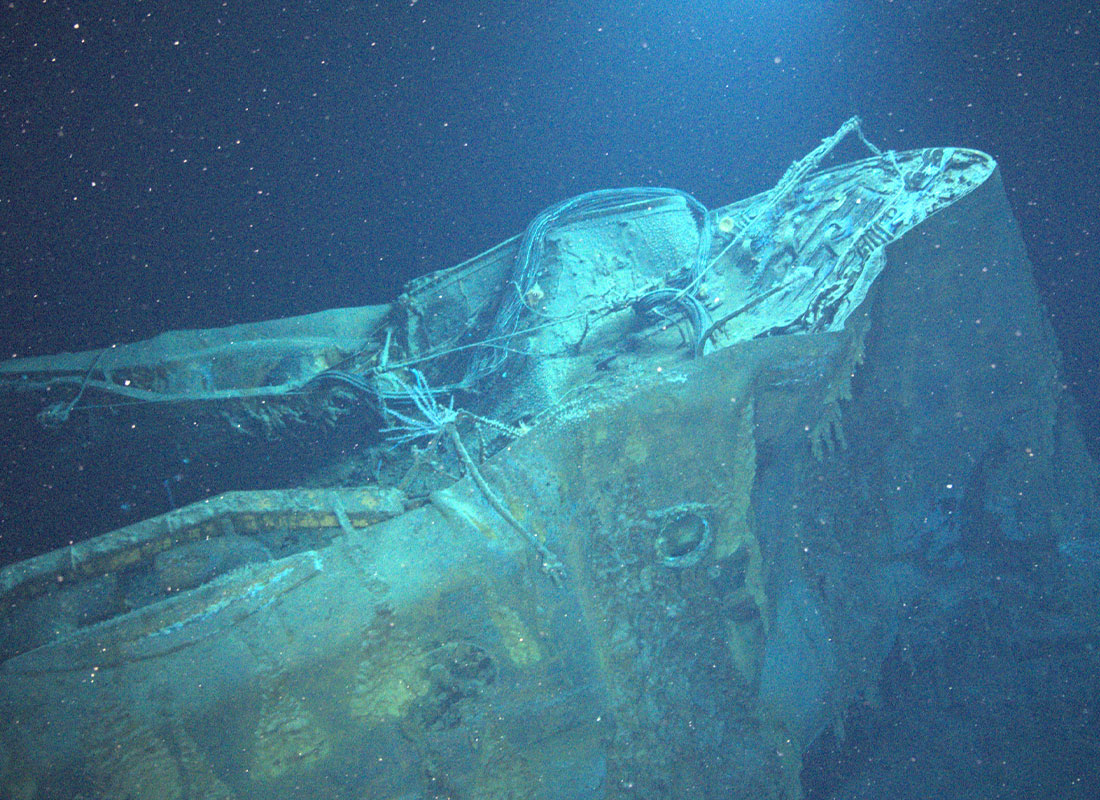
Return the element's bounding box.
[0,2,1097,798]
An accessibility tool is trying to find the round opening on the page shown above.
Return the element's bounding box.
[655,511,711,568]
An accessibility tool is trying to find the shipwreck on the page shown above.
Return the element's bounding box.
[0,118,1097,800]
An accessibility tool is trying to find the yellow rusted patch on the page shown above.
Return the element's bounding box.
[347,641,430,722]
[251,686,331,782]
[489,604,542,667]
